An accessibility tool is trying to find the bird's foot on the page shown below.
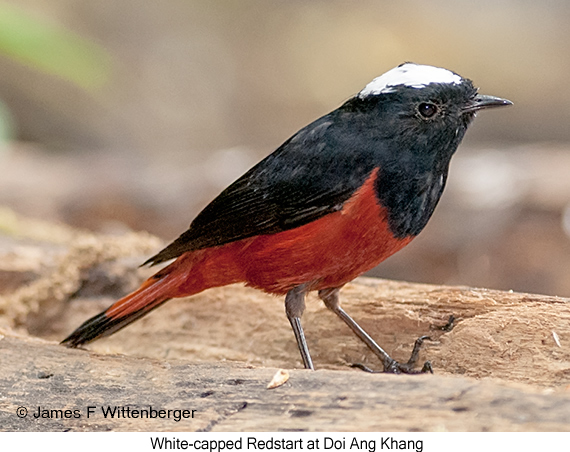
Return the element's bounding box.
[351,335,433,374]
[432,315,456,332]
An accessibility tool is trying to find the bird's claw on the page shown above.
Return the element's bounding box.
[351,335,433,374]
[384,335,433,374]
[383,359,433,374]
[432,315,456,332]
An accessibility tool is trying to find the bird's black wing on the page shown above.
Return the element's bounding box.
[144,110,379,266]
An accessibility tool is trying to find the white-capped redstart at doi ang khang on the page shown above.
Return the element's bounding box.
[62,63,512,373]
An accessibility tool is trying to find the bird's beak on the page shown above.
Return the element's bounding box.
[463,94,513,113]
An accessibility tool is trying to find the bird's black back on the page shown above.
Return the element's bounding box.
[145,80,478,266]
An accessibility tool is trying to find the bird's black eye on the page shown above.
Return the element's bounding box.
[417,102,438,119]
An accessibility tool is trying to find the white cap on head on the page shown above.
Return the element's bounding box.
[359,63,463,98]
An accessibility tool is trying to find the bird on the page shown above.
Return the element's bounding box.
[62,63,512,373]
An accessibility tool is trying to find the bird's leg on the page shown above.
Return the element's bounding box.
[285,284,314,370]
[318,288,431,374]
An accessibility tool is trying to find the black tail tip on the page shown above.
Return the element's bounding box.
[60,312,113,348]
[60,333,86,348]
[61,296,171,349]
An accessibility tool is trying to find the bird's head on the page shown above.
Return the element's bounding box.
[349,62,512,159]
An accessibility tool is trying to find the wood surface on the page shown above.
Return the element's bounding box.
[1,216,569,431]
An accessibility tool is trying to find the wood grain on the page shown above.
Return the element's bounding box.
[1,220,569,431]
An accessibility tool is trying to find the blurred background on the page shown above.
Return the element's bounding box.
[1,0,570,296]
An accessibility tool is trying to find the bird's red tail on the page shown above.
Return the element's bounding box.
[61,265,185,348]
[62,244,247,348]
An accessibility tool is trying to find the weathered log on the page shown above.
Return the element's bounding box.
[1,330,570,432]
[1,217,569,431]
